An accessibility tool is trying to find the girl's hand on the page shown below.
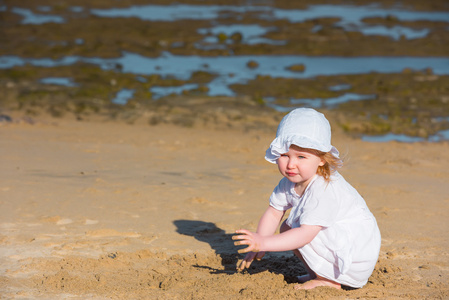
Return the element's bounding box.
[233,229,266,271]
[233,229,264,253]
[236,251,265,271]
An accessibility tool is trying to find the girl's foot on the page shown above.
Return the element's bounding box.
[294,276,341,290]
[296,274,314,283]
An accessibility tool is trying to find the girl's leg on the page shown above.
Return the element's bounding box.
[280,220,341,290]
[279,221,316,282]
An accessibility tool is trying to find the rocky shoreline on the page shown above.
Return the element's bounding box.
[1,1,449,140]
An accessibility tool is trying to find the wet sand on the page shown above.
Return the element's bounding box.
[1,111,448,299]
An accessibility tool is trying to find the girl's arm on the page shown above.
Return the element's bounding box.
[234,224,322,253]
[256,206,285,236]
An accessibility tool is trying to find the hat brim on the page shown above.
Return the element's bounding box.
[265,135,339,164]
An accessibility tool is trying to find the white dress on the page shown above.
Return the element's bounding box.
[269,173,381,288]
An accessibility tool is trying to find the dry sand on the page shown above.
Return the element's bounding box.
[1,112,448,299]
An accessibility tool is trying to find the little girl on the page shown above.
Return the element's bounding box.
[233,108,381,290]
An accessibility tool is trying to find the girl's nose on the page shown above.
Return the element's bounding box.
[287,158,296,168]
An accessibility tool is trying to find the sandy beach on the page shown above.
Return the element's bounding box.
[1,0,449,298]
[0,111,448,299]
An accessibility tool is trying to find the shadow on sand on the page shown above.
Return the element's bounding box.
[173,219,306,281]
[173,219,240,274]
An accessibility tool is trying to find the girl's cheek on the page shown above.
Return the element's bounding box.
[277,157,286,165]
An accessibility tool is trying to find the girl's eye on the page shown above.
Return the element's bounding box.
[298,156,306,159]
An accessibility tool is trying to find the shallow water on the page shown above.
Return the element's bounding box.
[112,89,135,105]
[362,129,449,142]
[2,52,448,97]
[90,4,256,21]
[270,4,449,24]
[292,93,377,108]
[263,93,376,112]
[196,24,285,46]
[89,4,449,23]
[40,77,77,87]
[10,7,64,24]
[357,25,430,40]
[90,4,449,40]
[7,4,448,41]
[151,84,199,100]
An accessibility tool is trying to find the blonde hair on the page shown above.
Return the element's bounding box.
[308,149,343,181]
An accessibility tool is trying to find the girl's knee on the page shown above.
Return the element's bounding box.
[280,220,291,233]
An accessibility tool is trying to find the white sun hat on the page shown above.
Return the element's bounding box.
[265,108,339,163]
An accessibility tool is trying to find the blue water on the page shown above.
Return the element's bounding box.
[89,4,449,23]
[362,129,449,143]
[112,89,135,105]
[10,7,64,24]
[270,4,449,24]
[90,4,268,21]
[329,84,352,91]
[264,93,375,112]
[40,77,77,87]
[357,25,430,40]
[197,24,285,46]
[7,4,448,40]
[2,52,449,97]
[362,133,425,142]
[88,4,449,40]
[151,84,199,100]
[291,93,376,108]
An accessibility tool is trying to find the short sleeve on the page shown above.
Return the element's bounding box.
[269,178,293,211]
[300,180,340,227]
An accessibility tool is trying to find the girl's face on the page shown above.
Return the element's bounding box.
[277,145,325,190]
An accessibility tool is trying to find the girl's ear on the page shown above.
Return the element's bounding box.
[319,158,326,167]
